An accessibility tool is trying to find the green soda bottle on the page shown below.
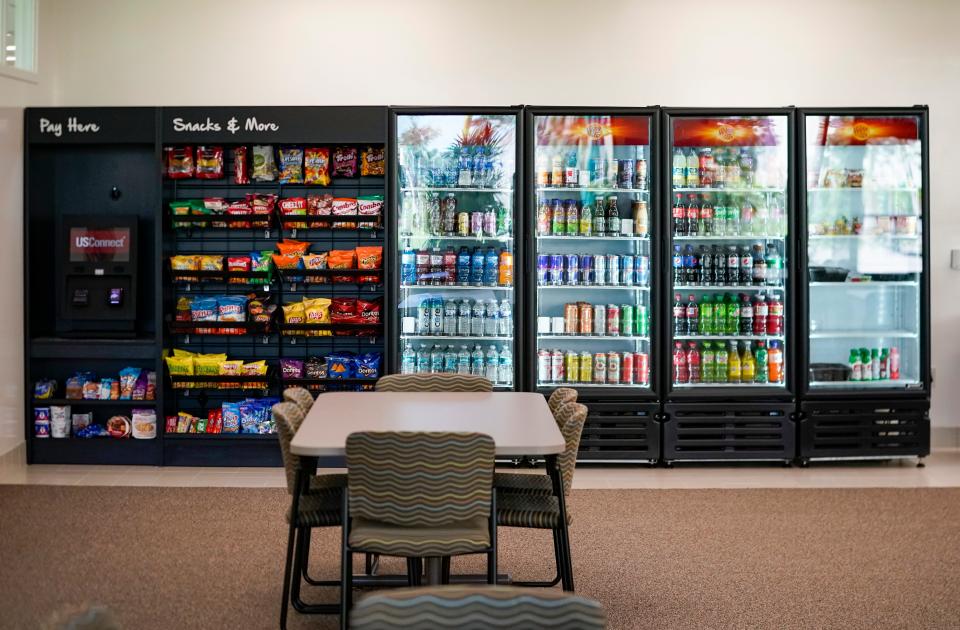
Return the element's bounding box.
[700,295,713,335]
[754,341,768,383]
[860,348,871,380]
[702,341,716,383]
[715,342,729,383]
[726,293,740,334]
[713,294,726,336]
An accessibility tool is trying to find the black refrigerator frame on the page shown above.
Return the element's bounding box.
[386,106,525,387]
[659,107,799,463]
[796,106,931,462]
[523,106,663,464]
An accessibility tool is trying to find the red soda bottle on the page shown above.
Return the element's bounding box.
[766,293,783,335]
[686,341,701,384]
[686,294,699,336]
[442,246,457,285]
[673,341,689,384]
[753,294,768,336]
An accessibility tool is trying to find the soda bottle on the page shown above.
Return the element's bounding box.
[484,345,500,383]
[673,341,689,384]
[672,148,686,189]
[536,199,551,235]
[685,148,700,188]
[713,149,726,189]
[428,247,443,285]
[483,247,499,286]
[770,196,786,236]
[890,347,901,380]
[702,342,716,383]
[687,341,701,384]
[442,246,457,285]
[727,246,739,290]
[430,345,444,373]
[753,294,768,335]
[498,249,514,286]
[593,197,607,236]
[401,343,416,375]
[739,148,755,187]
[713,192,727,236]
[415,248,430,285]
[765,244,783,286]
[564,200,579,236]
[498,299,513,336]
[686,294,700,336]
[565,151,578,188]
[715,343,729,384]
[700,194,714,235]
[741,342,756,382]
[767,293,783,335]
[672,193,686,236]
[739,293,754,335]
[499,346,514,386]
[673,293,686,336]
[700,294,714,335]
[849,348,863,382]
[607,196,622,235]
[754,342,768,383]
[699,148,715,188]
[726,150,741,187]
[768,341,783,384]
[713,246,726,286]
[726,292,740,335]
[683,245,697,285]
[551,153,563,189]
[753,198,769,236]
[739,246,753,285]
[727,194,741,235]
[456,246,471,285]
[727,341,741,383]
[740,197,754,236]
[860,348,872,381]
[699,245,712,286]
[686,194,699,236]
[551,198,566,235]
[672,245,683,284]
[457,299,471,335]
[579,200,593,236]
[713,292,727,335]
[870,348,880,380]
[752,244,766,285]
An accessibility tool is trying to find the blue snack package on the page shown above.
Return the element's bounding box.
[217,295,248,322]
[191,297,219,322]
[238,401,259,433]
[355,352,381,379]
[221,402,241,433]
[325,352,355,379]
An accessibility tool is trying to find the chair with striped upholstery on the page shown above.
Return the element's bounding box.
[497,402,589,591]
[342,432,497,628]
[494,388,579,497]
[350,585,606,630]
[374,373,492,392]
[283,386,316,414]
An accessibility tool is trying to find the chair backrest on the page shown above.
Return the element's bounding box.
[346,431,495,527]
[547,387,578,418]
[555,402,589,497]
[272,402,306,495]
[283,386,315,414]
[375,374,492,393]
[350,585,606,630]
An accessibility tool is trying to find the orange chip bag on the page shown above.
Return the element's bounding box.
[328,249,356,284]
[276,239,310,256]
[356,246,383,284]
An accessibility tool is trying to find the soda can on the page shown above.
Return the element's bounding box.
[550,349,564,383]
[563,303,579,334]
[564,254,580,286]
[636,255,649,286]
[635,159,648,189]
[470,211,483,236]
[636,305,649,336]
[592,304,607,335]
[606,254,620,286]
[549,254,564,286]
[565,350,580,383]
[607,351,621,384]
[580,255,594,286]
[634,352,649,385]
[537,349,551,383]
[606,304,621,336]
[457,211,470,236]
[579,351,593,383]
[621,351,635,384]
[536,254,549,285]
[578,302,593,335]
[594,255,607,286]
[618,159,634,189]
[620,304,634,336]
[621,255,635,286]
[593,352,607,384]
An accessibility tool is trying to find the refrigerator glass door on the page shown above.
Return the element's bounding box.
[395,113,517,388]
[805,115,922,390]
[669,115,790,389]
[532,114,652,390]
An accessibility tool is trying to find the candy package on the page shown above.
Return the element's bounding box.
[248,193,278,229]
[207,409,223,434]
[234,145,250,184]
[195,145,224,179]
[217,296,248,322]
[304,147,331,186]
[202,197,230,229]
[361,147,385,176]
[279,197,307,229]
[226,200,253,229]
[252,145,278,182]
[164,146,194,179]
[278,147,304,184]
[144,371,157,401]
[356,246,383,283]
[307,194,334,228]
[280,358,304,380]
[355,352,382,379]
[326,352,355,379]
[332,146,358,178]
[227,256,251,284]
[357,195,384,229]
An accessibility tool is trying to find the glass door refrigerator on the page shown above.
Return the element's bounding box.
[798,108,930,464]
[525,108,660,463]
[661,109,796,464]
[389,108,522,389]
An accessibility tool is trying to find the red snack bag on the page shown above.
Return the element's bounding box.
[331,297,358,335]
[165,415,178,434]
[164,146,194,179]
[355,297,382,336]
[195,145,224,179]
[247,193,277,229]
[356,246,383,284]
[307,194,333,228]
[279,197,308,230]
[227,200,252,229]
[331,146,358,178]
[332,197,358,229]
[234,146,250,184]
[304,147,331,186]
[227,256,251,284]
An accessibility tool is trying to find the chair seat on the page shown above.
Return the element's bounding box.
[494,471,554,496]
[349,517,490,557]
[287,489,342,527]
[309,472,347,494]
[496,492,572,529]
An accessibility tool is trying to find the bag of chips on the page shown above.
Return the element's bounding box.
[355,352,382,379]
[279,197,307,229]
[227,256,251,284]
[280,358,304,380]
[247,295,275,324]
[242,360,268,389]
[217,296,247,322]
[304,147,331,186]
[118,367,141,400]
[326,352,355,379]
[219,360,244,390]
[302,252,328,284]
[169,200,195,229]
[222,402,241,433]
[356,246,383,283]
[234,146,249,184]
[164,146,194,179]
[165,355,194,389]
[305,357,326,379]
[175,297,193,322]
[250,251,273,285]
[360,147,385,176]
[252,145,278,182]
[247,193,277,229]
[303,297,332,337]
[356,297,382,326]
[195,145,224,179]
[330,298,358,337]
[328,249,357,284]
[198,255,224,281]
[278,147,304,184]
[170,255,200,283]
[357,195,384,229]
[227,200,253,229]
[307,193,334,228]
[332,146,358,178]
[282,302,306,335]
[191,297,219,322]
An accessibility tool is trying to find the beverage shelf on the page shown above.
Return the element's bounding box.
[808,187,920,193]
[536,235,649,241]
[809,281,918,287]
[674,187,785,193]
[401,187,512,193]
[399,235,513,242]
[808,234,920,241]
[809,379,920,389]
[673,234,786,241]
[402,335,513,342]
[536,187,649,194]
[537,335,649,341]
[537,285,650,291]
[673,382,786,388]
[674,284,784,291]
[537,382,651,389]
[674,335,784,341]
[400,285,513,292]
[809,329,918,339]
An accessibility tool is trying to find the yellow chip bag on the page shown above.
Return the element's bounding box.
[172,348,196,358]
[283,302,306,336]
[165,355,194,389]
[193,357,222,387]
[170,255,199,283]
[303,297,332,337]
[219,359,244,390]
[241,360,268,389]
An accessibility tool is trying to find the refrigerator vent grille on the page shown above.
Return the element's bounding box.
[799,400,930,459]
[577,401,660,463]
[663,402,796,461]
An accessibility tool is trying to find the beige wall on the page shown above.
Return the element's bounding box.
[8,0,959,451]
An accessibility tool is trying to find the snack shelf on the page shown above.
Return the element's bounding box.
[169,269,273,284]
[169,214,276,228]
[399,285,512,292]
[280,377,379,386]
[536,335,650,341]
[276,269,383,282]
[170,177,386,191]
[31,399,157,407]
[399,235,513,242]
[168,373,272,391]
[163,432,277,441]
[278,322,384,333]
[31,338,158,360]
[167,321,273,335]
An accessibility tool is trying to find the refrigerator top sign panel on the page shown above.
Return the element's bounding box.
[810,116,920,146]
[673,117,786,147]
[535,116,650,146]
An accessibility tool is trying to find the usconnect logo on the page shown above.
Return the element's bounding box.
[75,236,126,248]
[717,123,735,142]
[852,122,871,141]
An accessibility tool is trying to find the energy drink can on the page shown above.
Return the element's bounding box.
[635,352,649,385]
[580,255,594,285]
[536,254,549,285]
[594,255,607,286]
[565,350,580,382]
[578,302,593,335]
[563,303,579,334]
[470,211,483,236]
[593,352,607,384]
[592,304,607,335]
[636,255,649,285]
[579,351,593,383]
[621,351,635,384]
[636,305,649,336]
[606,304,620,336]
[606,255,620,286]
[457,211,470,236]
[621,255,635,286]
[549,254,564,286]
[550,349,564,382]
[564,254,580,285]
[537,349,551,383]
[607,352,621,384]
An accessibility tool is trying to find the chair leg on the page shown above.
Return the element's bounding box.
[291,527,339,614]
[340,494,352,630]
[365,552,374,576]
[441,556,451,584]
[280,521,297,630]
[558,522,574,592]
[300,527,340,588]
[406,558,418,586]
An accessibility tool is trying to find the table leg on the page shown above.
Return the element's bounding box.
[546,454,574,592]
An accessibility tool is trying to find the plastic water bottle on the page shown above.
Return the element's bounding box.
[457,345,471,375]
[401,247,416,285]
[443,300,458,336]
[417,297,431,334]
[458,146,473,187]
[471,345,485,376]
[484,345,500,383]
[429,346,443,373]
[457,300,471,336]
[498,347,513,386]
[401,343,416,374]
[430,297,444,335]
[497,299,513,336]
[443,345,458,374]
[471,300,485,336]
[484,300,499,336]
[416,345,430,373]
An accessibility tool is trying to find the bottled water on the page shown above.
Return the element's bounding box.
[443,345,458,373]
[484,300,499,336]
[470,300,485,336]
[470,344,485,376]
[430,297,443,335]
[498,347,513,386]
[417,298,431,334]
[484,345,500,383]
[430,345,444,373]
[457,300,471,336]
[443,300,458,336]
[416,345,430,373]
[401,343,416,375]
[497,299,512,336]
[457,345,471,375]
